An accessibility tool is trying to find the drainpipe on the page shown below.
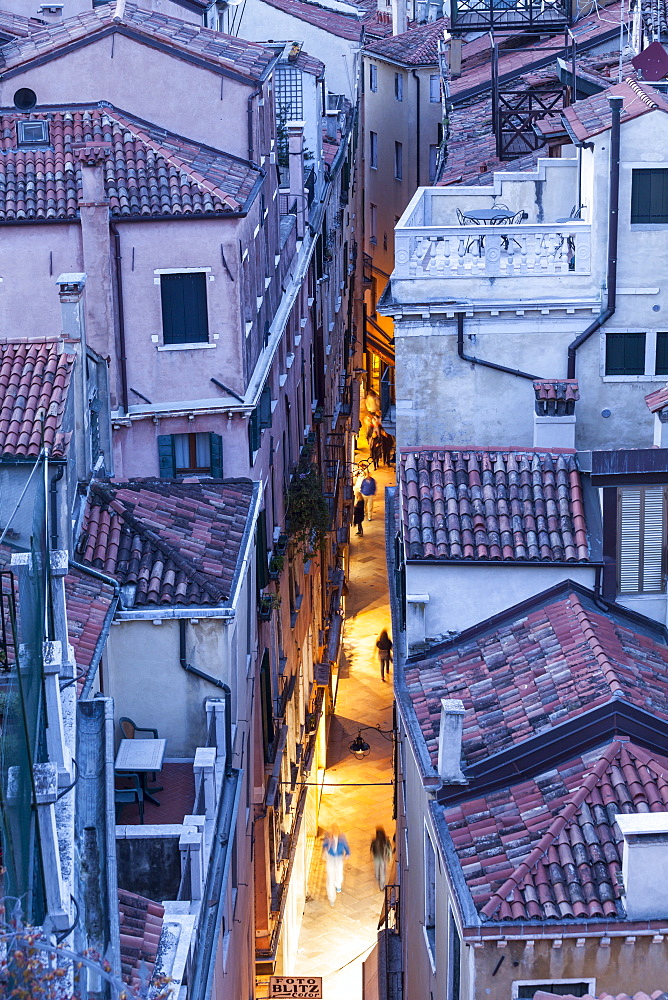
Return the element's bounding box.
[247,88,261,165]
[109,224,129,415]
[179,619,233,776]
[566,95,622,379]
[412,70,421,187]
[49,464,65,549]
[457,311,540,380]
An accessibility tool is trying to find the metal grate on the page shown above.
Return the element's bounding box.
[496,87,568,159]
[275,67,303,120]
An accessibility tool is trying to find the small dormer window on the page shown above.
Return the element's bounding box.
[17,120,49,147]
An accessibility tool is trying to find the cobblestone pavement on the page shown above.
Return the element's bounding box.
[293,447,396,999]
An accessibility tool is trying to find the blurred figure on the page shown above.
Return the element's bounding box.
[376,629,393,681]
[381,430,394,467]
[370,827,393,890]
[323,824,350,904]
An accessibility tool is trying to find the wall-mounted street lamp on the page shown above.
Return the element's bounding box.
[348,724,395,760]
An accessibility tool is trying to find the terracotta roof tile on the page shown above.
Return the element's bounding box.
[533,379,579,414]
[400,448,589,563]
[365,18,447,65]
[118,889,165,992]
[76,478,255,606]
[0,104,261,221]
[0,340,74,458]
[442,740,668,921]
[65,565,117,697]
[645,385,668,412]
[562,77,668,142]
[0,2,276,80]
[536,993,668,1000]
[404,588,668,771]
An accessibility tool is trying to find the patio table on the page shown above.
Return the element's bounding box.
[461,209,516,225]
[115,738,166,806]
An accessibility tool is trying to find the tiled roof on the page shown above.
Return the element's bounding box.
[533,378,579,415]
[444,739,668,921]
[0,2,276,81]
[364,18,446,65]
[76,478,255,606]
[118,889,165,991]
[645,385,668,412]
[404,587,668,769]
[0,340,74,459]
[65,565,117,697]
[240,0,364,39]
[0,9,47,39]
[0,105,261,221]
[400,448,589,562]
[562,78,668,141]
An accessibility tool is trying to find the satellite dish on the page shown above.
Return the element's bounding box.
[14,88,37,112]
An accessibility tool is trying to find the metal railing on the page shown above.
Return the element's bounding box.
[451,0,569,33]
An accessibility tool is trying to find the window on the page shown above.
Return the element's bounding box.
[369,130,378,169]
[618,486,666,594]
[157,432,222,477]
[395,72,404,101]
[429,73,440,102]
[17,119,49,146]
[631,168,668,224]
[160,272,209,344]
[275,65,303,119]
[394,141,403,181]
[423,827,436,966]
[249,384,272,460]
[370,203,377,245]
[605,332,646,375]
[448,910,461,1000]
[369,63,377,92]
[429,144,438,183]
[513,983,593,999]
[656,331,668,375]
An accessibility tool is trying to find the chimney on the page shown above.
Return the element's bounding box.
[406,592,429,652]
[532,379,579,449]
[57,273,90,481]
[391,0,407,35]
[324,110,338,142]
[72,143,118,405]
[37,2,64,20]
[616,812,668,920]
[287,121,306,239]
[644,385,668,447]
[437,699,466,784]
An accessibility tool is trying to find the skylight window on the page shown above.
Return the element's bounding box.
[17,120,49,147]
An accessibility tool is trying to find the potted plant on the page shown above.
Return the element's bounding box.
[313,405,324,424]
[268,552,285,581]
[258,592,281,622]
[285,457,331,558]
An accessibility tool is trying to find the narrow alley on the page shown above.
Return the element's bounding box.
[293,450,396,998]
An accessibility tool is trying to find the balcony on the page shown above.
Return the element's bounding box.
[395,222,590,279]
[392,173,597,303]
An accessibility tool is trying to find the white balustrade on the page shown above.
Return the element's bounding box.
[394,222,591,279]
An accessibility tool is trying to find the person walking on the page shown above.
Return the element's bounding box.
[381,430,394,467]
[322,824,350,905]
[360,469,377,521]
[370,827,392,890]
[376,629,392,681]
[353,496,365,536]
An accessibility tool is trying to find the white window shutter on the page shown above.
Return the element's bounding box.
[642,486,665,592]
[619,489,641,593]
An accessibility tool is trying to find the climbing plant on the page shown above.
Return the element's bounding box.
[285,459,330,556]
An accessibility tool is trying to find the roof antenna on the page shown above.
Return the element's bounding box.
[113,0,126,21]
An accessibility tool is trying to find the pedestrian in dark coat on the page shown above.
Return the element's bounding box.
[376,629,393,680]
[353,497,365,536]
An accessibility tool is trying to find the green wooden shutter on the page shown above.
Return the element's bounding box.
[256,508,269,590]
[605,332,646,375]
[249,408,260,461]
[210,433,223,478]
[656,332,668,375]
[157,435,175,478]
[631,169,668,224]
[160,273,209,345]
[259,385,273,429]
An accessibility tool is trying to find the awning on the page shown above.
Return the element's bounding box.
[365,314,395,366]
